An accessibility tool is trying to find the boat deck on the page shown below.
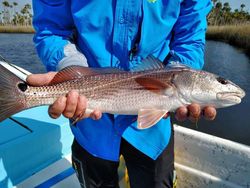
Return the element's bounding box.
[16,155,80,188]
[16,154,130,188]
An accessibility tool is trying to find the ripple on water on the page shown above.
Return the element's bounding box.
[0,33,45,73]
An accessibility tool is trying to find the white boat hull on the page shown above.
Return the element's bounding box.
[174,125,250,188]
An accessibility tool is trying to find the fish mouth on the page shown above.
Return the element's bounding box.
[217,90,246,104]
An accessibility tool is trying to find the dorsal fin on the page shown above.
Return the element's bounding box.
[49,66,95,85]
[49,66,125,85]
[166,61,189,69]
[131,55,165,72]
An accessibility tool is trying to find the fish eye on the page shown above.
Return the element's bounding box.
[217,77,228,85]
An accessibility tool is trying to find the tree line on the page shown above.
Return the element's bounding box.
[208,0,250,25]
[0,1,32,25]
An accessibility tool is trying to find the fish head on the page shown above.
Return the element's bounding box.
[172,70,245,108]
[213,76,245,107]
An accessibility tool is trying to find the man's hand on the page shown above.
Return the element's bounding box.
[27,72,102,121]
[175,104,216,122]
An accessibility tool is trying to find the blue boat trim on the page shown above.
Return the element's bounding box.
[35,167,75,188]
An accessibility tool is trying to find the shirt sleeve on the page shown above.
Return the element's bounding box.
[33,0,88,71]
[166,0,212,70]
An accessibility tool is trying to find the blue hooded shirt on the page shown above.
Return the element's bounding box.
[32,0,212,161]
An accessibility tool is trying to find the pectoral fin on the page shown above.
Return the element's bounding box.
[135,77,173,95]
[137,109,168,129]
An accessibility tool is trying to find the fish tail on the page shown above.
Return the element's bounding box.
[0,64,27,122]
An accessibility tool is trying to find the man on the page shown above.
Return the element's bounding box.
[29,0,215,187]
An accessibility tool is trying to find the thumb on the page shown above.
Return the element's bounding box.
[26,72,57,86]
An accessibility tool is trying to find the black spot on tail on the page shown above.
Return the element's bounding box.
[18,82,28,92]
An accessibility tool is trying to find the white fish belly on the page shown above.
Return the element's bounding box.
[87,90,168,115]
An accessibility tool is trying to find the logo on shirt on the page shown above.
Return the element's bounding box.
[147,0,157,3]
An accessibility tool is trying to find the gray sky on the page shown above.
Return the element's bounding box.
[220,0,250,12]
[0,0,31,12]
[1,0,250,13]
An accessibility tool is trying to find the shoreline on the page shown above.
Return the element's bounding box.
[206,25,250,57]
[0,25,34,33]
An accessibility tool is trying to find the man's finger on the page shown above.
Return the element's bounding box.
[203,106,216,121]
[187,103,201,122]
[175,106,188,122]
[63,90,79,118]
[48,96,67,119]
[90,109,102,120]
[78,109,102,120]
[73,95,88,119]
[26,72,56,86]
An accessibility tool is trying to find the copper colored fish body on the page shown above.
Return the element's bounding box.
[0,56,245,129]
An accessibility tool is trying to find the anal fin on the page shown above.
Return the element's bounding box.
[137,109,168,129]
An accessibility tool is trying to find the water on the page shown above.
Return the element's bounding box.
[0,34,249,146]
[0,34,45,73]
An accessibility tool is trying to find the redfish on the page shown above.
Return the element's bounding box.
[0,56,245,129]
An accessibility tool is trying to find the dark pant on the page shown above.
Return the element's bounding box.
[71,130,174,188]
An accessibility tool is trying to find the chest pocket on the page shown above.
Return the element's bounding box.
[138,0,181,56]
